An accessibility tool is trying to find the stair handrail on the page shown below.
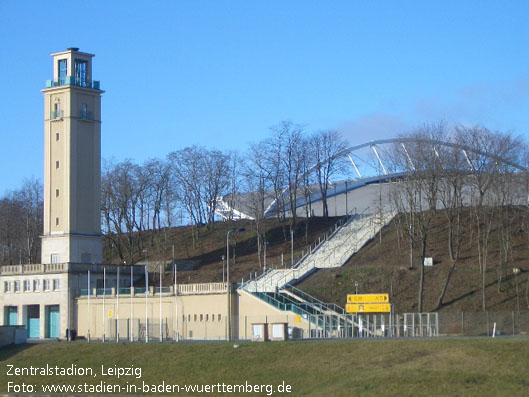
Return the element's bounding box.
[293,207,372,271]
[283,284,346,315]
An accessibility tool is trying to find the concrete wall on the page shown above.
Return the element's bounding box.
[236,290,311,340]
[76,291,229,341]
[74,286,311,341]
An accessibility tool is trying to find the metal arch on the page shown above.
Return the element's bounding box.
[261,137,529,217]
[331,138,528,173]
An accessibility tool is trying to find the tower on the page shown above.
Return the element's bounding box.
[41,48,103,265]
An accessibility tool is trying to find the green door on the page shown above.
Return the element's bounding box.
[7,307,17,325]
[28,318,40,338]
[47,306,60,338]
[27,305,40,338]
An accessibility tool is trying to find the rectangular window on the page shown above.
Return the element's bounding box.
[218,314,221,322]
[33,279,40,292]
[58,59,67,84]
[56,161,60,169]
[56,133,60,141]
[44,279,50,291]
[51,254,59,264]
[53,103,61,119]
[4,281,11,293]
[55,189,60,198]
[53,279,60,290]
[74,59,87,87]
[24,280,31,292]
[55,217,59,227]
[200,314,203,322]
[14,281,20,292]
[81,103,88,119]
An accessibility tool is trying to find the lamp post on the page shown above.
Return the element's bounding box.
[354,280,359,295]
[221,255,225,283]
[227,227,245,341]
[263,241,268,273]
[290,229,294,267]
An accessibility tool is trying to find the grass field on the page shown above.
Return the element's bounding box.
[1,338,529,396]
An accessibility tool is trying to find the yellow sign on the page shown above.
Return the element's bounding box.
[108,310,113,318]
[346,303,391,313]
[294,315,302,323]
[347,294,389,304]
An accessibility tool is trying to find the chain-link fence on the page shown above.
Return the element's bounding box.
[438,311,529,337]
[87,311,529,342]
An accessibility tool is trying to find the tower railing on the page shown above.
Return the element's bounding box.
[45,77,101,90]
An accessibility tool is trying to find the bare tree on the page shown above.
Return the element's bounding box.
[16,178,43,264]
[390,124,446,312]
[456,126,522,310]
[311,129,349,218]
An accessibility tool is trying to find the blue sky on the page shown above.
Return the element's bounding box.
[1,0,528,193]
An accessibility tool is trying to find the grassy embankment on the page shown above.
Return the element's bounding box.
[1,339,529,396]
[102,207,529,312]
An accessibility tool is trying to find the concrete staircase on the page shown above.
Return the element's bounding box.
[242,211,395,293]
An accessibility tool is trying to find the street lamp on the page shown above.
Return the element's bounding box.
[290,229,294,267]
[221,255,225,283]
[263,241,268,273]
[354,280,359,295]
[227,227,245,341]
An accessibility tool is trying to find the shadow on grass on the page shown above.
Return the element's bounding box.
[0,343,35,361]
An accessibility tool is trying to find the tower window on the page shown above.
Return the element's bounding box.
[56,161,60,169]
[74,59,87,87]
[55,217,60,226]
[58,59,67,85]
[81,103,88,119]
[52,102,62,119]
[56,133,60,141]
[55,189,60,198]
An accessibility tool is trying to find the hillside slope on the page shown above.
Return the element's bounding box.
[297,209,529,312]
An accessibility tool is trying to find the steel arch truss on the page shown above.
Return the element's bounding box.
[262,137,528,217]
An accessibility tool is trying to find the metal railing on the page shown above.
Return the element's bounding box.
[45,77,101,90]
[50,110,64,120]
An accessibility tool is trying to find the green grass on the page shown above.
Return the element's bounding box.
[2,339,529,395]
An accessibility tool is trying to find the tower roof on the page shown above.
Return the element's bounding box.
[50,47,95,58]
